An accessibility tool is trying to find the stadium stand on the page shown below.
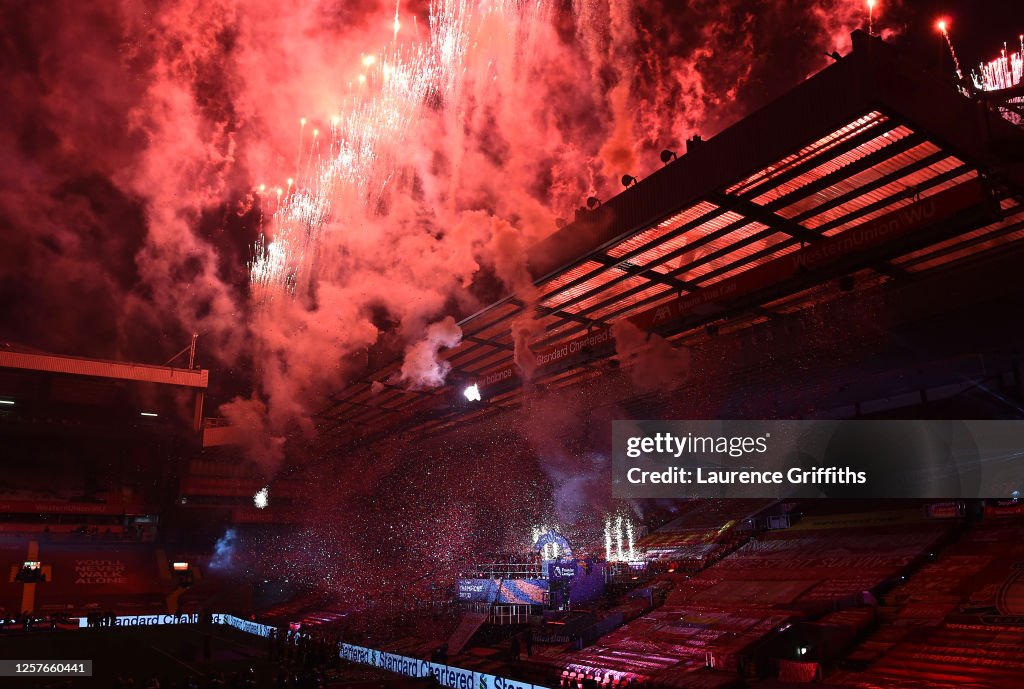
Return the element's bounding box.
[0,536,27,616]
[638,499,773,572]
[830,518,1024,689]
[538,507,948,687]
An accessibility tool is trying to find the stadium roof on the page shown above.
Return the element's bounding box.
[315,31,1024,446]
[0,343,209,434]
[0,346,208,389]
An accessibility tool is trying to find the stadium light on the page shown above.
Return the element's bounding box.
[463,384,482,402]
[659,149,677,164]
[140,411,158,417]
[621,174,639,188]
[586,196,602,210]
[0,399,14,405]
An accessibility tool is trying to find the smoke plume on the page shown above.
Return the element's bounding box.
[613,319,692,392]
[1,0,873,469]
[400,316,463,389]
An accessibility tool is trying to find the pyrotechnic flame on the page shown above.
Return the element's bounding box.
[254,486,270,509]
[604,513,638,562]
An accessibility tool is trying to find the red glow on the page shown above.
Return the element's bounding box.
[936,19,948,33]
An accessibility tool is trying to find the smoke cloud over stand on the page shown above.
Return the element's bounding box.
[0,0,876,580]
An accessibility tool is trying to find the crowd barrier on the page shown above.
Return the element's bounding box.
[63,613,550,689]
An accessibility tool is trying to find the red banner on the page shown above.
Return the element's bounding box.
[778,659,821,682]
[0,501,145,516]
[984,503,1024,517]
[928,502,963,519]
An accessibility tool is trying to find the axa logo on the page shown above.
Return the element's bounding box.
[653,305,673,323]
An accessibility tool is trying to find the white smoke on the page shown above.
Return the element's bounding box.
[208,528,239,571]
[400,316,463,389]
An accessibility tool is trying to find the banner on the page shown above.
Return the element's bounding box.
[927,502,963,519]
[213,614,276,638]
[0,501,144,515]
[984,503,1024,517]
[43,547,163,598]
[58,614,546,689]
[74,559,127,586]
[76,614,197,628]
[338,643,546,689]
[456,579,499,602]
[497,579,548,605]
[548,561,605,604]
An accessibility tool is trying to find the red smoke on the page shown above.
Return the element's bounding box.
[1,0,872,465]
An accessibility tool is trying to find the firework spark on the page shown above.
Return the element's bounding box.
[937,18,963,80]
[604,513,638,562]
[971,34,1024,125]
[972,35,1024,92]
[251,1,485,304]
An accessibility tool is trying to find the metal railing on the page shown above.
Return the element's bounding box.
[462,562,545,579]
[489,604,532,625]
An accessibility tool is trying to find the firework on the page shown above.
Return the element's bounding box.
[604,513,638,562]
[972,35,1024,92]
[937,19,963,80]
[251,1,479,302]
[969,35,1024,125]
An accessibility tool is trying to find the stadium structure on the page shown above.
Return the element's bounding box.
[318,31,1024,441]
[3,29,1024,689]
